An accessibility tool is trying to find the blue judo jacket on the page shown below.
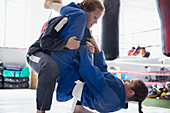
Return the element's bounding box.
[56,46,127,113]
[51,2,87,72]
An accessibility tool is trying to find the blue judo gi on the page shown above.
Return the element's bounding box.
[51,2,87,77]
[49,2,87,100]
[56,46,127,113]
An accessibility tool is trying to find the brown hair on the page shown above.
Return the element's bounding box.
[129,80,149,113]
[77,0,105,12]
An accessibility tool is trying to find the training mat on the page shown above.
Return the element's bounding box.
[3,77,29,83]
[131,97,170,109]
[3,67,29,78]
[3,82,29,89]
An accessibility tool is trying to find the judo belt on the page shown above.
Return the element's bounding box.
[27,54,41,63]
[71,79,85,112]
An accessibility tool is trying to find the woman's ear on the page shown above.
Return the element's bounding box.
[126,89,135,96]
[129,89,135,96]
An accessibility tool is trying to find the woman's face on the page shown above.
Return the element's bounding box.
[85,8,103,29]
[123,79,139,96]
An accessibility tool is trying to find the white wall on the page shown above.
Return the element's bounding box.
[0,48,26,66]
[0,0,52,66]
[26,0,51,48]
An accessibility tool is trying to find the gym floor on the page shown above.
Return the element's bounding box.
[0,89,170,113]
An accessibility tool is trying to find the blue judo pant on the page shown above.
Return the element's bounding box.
[26,52,60,110]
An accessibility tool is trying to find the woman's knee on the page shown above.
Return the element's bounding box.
[41,61,60,79]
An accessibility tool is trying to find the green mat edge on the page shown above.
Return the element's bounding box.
[130,97,170,109]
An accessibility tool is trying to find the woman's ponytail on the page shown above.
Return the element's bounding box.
[138,101,143,113]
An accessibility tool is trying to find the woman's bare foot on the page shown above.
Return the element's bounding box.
[36,110,45,113]
[44,0,62,9]
[74,105,95,113]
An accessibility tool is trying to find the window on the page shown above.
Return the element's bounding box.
[0,0,29,48]
[0,0,82,48]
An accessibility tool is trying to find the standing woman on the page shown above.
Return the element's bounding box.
[27,0,105,113]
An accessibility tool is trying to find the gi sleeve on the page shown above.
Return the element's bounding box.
[93,52,108,73]
[78,46,121,112]
[40,37,68,51]
[40,16,69,51]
